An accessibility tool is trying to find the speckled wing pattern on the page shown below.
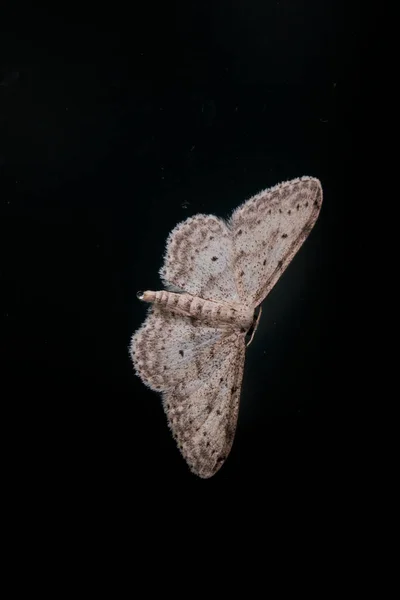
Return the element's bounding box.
[130,176,322,478]
[131,307,245,478]
[230,177,323,307]
[159,214,241,303]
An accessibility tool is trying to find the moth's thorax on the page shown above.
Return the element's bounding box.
[140,290,254,332]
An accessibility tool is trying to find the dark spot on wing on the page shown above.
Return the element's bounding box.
[179,350,184,357]
[281,233,288,238]
[288,210,291,215]
[211,256,218,261]
[263,259,266,266]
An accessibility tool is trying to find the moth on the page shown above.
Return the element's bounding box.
[130,177,323,478]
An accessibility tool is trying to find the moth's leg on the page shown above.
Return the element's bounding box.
[246,306,262,347]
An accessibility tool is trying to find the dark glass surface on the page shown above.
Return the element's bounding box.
[1,2,377,490]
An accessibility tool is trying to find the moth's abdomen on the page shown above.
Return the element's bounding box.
[139,290,253,331]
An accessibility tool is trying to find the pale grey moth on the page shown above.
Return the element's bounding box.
[130,176,323,478]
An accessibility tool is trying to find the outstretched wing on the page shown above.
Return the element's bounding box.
[229,177,322,307]
[130,306,245,478]
[159,214,241,304]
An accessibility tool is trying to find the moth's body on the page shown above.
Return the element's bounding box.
[139,290,254,333]
[130,176,323,478]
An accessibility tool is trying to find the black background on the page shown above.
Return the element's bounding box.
[1,1,377,493]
